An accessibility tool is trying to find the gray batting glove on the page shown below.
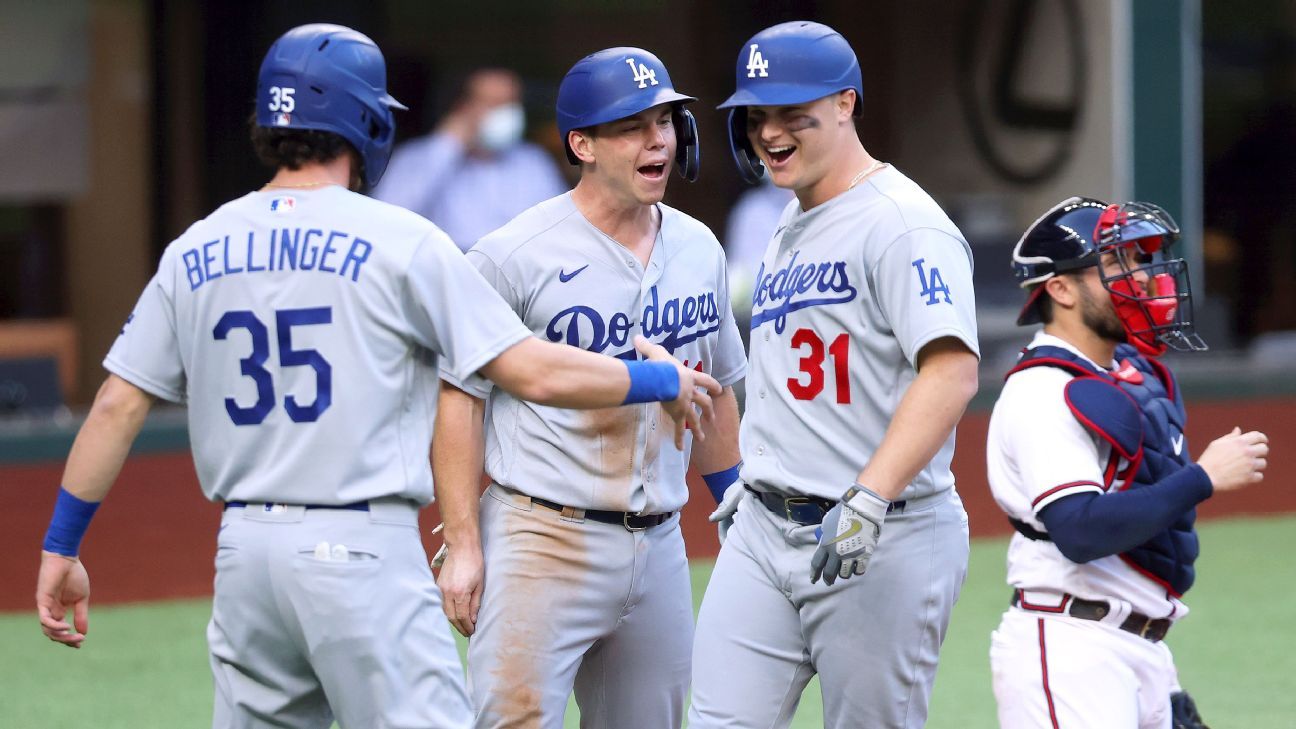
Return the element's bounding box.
[810,484,889,586]
[707,481,746,544]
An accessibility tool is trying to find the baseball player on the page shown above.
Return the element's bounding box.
[987,197,1268,729]
[32,25,720,729]
[433,47,746,729]
[691,22,982,729]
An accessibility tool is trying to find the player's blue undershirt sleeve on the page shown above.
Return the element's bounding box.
[1037,464,1213,564]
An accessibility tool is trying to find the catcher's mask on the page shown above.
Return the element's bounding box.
[1093,201,1206,356]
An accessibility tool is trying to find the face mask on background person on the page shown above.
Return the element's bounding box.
[477,103,525,152]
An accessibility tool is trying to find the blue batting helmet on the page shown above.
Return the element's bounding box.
[718,21,863,183]
[256,24,407,187]
[556,47,700,182]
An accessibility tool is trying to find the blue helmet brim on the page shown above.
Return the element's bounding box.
[717,83,846,110]
[574,90,697,131]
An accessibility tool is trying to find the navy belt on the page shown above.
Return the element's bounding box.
[224,501,370,512]
[530,496,672,532]
[746,485,906,526]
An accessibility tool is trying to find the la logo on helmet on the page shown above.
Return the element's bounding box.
[625,58,659,89]
[746,44,770,78]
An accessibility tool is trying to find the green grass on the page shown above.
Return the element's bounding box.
[4,515,1293,728]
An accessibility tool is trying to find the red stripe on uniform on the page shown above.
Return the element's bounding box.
[1103,454,1119,490]
[1037,618,1061,729]
[1018,590,1072,613]
[1031,481,1102,508]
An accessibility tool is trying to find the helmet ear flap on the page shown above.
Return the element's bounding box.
[727,108,764,184]
[674,108,701,182]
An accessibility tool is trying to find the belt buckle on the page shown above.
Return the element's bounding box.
[1138,619,1154,639]
[782,496,813,523]
[623,512,649,532]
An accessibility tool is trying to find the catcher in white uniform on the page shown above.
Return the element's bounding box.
[691,21,981,729]
[434,47,746,729]
[32,25,719,729]
[987,197,1269,729]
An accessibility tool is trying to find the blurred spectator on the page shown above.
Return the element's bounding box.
[1205,35,1296,343]
[723,177,795,326]
[373,68,566,250]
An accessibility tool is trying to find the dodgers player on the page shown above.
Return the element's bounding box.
[434,48,746,729]
[691,22,981,728]
[987,198,1268,729]
[33,26,719,729]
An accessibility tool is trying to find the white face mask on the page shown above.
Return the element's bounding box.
[476,103,525,152]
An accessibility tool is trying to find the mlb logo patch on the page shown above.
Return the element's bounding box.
[273,112,291,126]
[270,196,296,213]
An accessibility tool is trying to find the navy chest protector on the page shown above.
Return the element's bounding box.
[1007,344,1200,596]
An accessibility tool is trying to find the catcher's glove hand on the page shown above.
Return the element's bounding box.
[810,484,889,585]
[1171,690,1210,729]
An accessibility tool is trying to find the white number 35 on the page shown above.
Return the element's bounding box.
[268,86,296,112]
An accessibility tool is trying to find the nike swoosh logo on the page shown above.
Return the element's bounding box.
[559,264,589,283]
[1172,433,1184,456]
[828,519,863,544]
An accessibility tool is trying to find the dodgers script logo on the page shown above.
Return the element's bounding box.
[750,251,857,333]
[546,286,721,358]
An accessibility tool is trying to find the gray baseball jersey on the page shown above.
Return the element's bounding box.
[739,165,979,501]
[445,191,747,514]
[690,166,977,729]
[106,185,531,728]
[106,186,530,505]
[451,191,746,729]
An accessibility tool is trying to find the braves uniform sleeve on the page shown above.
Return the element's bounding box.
[402,230,530,383]
[103,250,186,402]
[871,228,980,365]
[993,368,1108,520]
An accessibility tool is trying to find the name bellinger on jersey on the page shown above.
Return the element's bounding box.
[181,219,375,291]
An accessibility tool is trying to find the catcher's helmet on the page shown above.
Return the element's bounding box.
[556,47,700,182]
[717,21,863,184]
[1014,197,1205,355]
[256,24,407,187]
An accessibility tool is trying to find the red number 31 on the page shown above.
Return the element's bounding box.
[786,328,851,403]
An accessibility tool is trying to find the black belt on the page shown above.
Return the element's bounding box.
[530,496,672,531]
[746,485,907,526]
[1008,517,1052,541]
[224,501,370,512]
[1011,590,1172,642]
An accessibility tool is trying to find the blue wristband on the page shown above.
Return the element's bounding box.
[702,463,742,503]
[42,487,101,557]
[622,360,680,405]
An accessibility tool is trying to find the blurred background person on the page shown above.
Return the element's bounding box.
[373,68,566,250]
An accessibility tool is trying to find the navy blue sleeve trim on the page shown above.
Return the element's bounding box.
[1037,464,1212,564]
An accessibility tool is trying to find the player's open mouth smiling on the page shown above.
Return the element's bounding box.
[637,162,667,180]
[764,144,796,167]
